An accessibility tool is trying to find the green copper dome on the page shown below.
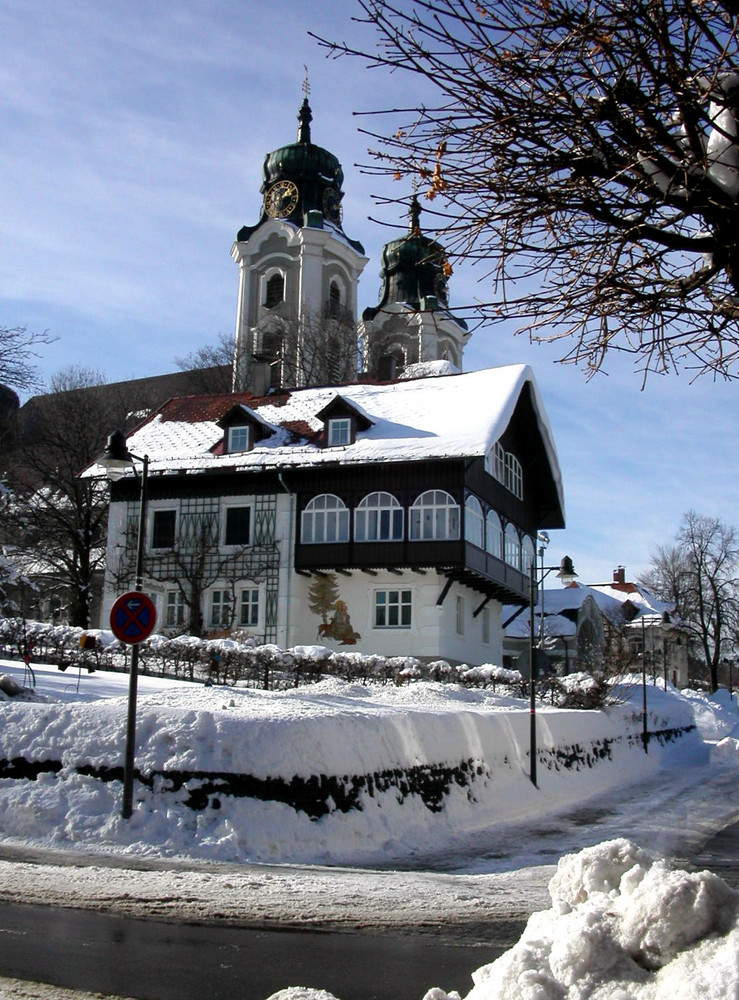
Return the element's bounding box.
[364,197,465,325]
[236,96,362,253]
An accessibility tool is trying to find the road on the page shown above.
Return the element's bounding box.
[1,770,738,1000]
[0,902,521,1000]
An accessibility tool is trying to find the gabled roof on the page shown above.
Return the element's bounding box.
[86,366,565,519]
[504,584,626,638]
[315,394,374,429]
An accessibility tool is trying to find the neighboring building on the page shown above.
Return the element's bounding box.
[503,568,690,686]
[230,96,474,395]
[589,567,690,688]
[94,366,565,666]
[503,584,625,675]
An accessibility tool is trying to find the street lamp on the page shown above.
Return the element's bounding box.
[99,429,150,820]
[537,531,550,647]
[528,553,577,787]
[640,614,650,753]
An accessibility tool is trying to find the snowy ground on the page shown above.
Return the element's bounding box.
[1,658,739,999]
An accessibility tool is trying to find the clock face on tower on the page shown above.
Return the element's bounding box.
[264,180,299,219]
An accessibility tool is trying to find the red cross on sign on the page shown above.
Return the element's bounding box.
[110,592,157,645]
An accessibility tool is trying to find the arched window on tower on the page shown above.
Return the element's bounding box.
[265,273,285,309]
[261,330,283,389]
[328,281,341,318]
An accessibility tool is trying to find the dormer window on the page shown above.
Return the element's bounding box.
[217,403,275,455]
[316,394,374,449]
[327,417,351,447]
[227,425,251,453]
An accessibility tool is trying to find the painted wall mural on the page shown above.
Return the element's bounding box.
[308,573,361,645]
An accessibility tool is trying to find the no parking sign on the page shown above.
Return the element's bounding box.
[110,591,157,644]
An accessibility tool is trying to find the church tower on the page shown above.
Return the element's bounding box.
[360,196,469,380]
[232,92,368,394]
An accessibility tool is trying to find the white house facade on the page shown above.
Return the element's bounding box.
[96,367,565,666]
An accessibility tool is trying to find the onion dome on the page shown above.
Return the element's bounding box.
[363,197,465,328]
[237,96,363,254]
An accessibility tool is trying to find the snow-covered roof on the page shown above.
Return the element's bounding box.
[587,581,675,618]
[504,585,629,639]
[86,366,565,515]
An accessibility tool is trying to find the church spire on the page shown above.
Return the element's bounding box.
[409,193,422,235]
[298,70,312,144]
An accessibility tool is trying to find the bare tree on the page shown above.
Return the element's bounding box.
[174,333,235,394]
[237,306,359,393]
[2,367,114,627]
[0,325,55,393]
[642,510,739,689]
[319,1,739,380]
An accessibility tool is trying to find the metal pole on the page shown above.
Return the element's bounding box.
[529,560,537,787]
[122,455,148,820]
[641,616,648,753]
[539,545,545,647]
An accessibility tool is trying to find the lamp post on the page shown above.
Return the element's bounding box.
[100,429,150,820]
[537,531,550,648]
[528,553,577,787]
[640,614,649,753]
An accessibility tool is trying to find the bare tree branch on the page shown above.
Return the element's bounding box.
[0,326,56,393]
[316,0,739,379]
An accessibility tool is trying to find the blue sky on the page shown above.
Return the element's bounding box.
[2,0,737,585]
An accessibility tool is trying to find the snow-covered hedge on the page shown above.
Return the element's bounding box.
[0,616,628,706]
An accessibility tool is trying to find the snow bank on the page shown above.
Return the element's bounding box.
[0,662,706,865]
[266,840,738,1000]
[458,839,738,1000]
[681,688,738,742]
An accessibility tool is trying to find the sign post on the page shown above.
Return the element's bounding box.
[110,590,156,818]
[110,592,157,645]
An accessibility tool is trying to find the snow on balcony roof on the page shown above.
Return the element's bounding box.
[85,366,564,514]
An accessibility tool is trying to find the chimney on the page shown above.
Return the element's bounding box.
[613,566,626,585]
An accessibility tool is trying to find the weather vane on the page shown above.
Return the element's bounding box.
[303,66,311,97]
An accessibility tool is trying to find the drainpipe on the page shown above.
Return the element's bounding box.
[277,469,295,648]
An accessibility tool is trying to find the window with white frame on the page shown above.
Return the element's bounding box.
[486,441,523,500]
[481,606,491,645]
[504,523,521,569]
[151,509,176,549]
[223,505,252,547]
[374,589,412,628]
[355,492,404,542]
[521,536,536,578]
[464,495,484,548]
[456,595,465,635]
[227,425,250,453]
[484,441,506,481]
[238,587,260,628]
[210,589,234,628]
[301,494,350,544]
[485,510,504,560]
[165,590,185,628]
[506,453,523,499]
[327,417,351,447]
[409,490,460,540]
